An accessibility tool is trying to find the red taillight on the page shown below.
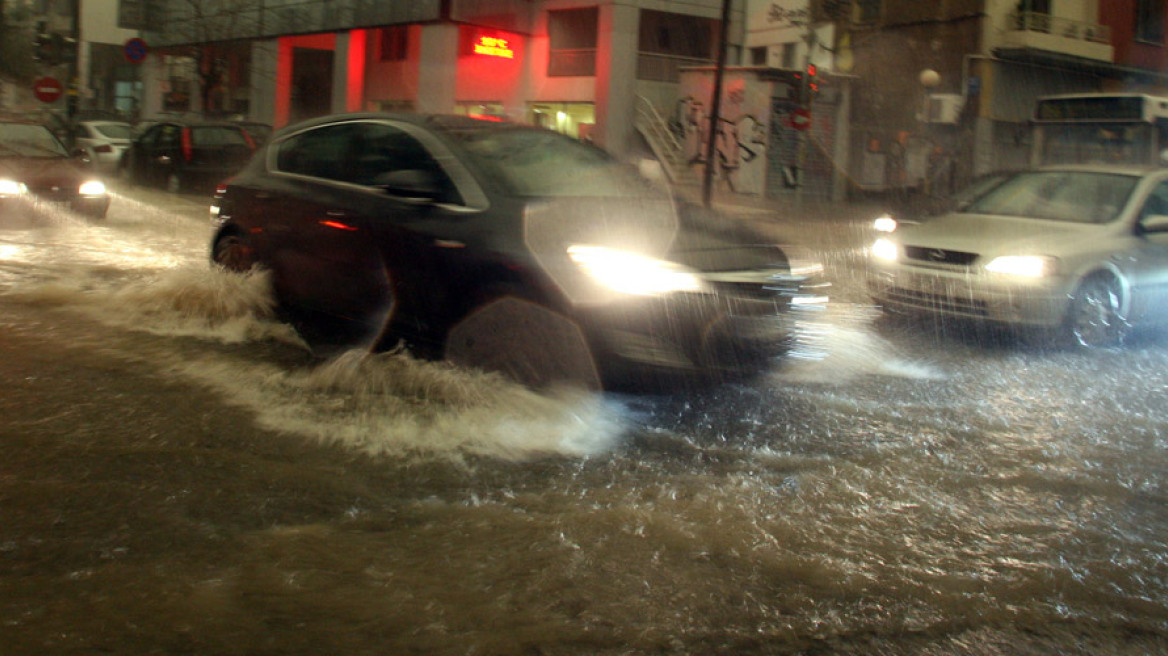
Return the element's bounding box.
[94,144,113,153]
[181,128,193,162]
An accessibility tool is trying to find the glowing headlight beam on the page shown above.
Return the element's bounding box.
[984,255,1056,278]
[873,214,898,233]
[871,237,899,262]
[79,180,107,196]
[567,245,707,296]
[0,179,27,196]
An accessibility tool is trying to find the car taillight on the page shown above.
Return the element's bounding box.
[94,144,113,153]
[181,128,193,162]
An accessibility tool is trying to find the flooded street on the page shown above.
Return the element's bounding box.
[2,188,1168,655]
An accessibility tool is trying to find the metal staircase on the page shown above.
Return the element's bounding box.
[633,95,700,188]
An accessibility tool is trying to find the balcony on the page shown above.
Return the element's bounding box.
[1003,11,1114,63]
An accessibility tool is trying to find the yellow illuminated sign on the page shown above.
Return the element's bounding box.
[474,36,514,59]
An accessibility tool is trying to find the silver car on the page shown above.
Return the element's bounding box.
[74,120,133,175]
[868,165,1168,347]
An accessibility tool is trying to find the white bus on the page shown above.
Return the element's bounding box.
[1031,93,1168,167]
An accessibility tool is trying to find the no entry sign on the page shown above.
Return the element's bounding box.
[789,108,812,131]
[33,77,63,103]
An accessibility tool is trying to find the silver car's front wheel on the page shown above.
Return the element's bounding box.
[1065,275,1128,348]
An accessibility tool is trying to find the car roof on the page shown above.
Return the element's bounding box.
[268,112,518,141]
[1034,163,1166,176]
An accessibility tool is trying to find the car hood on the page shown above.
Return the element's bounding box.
[898,211,1103,257]
[0,156,92,187]
[523,196,807,305]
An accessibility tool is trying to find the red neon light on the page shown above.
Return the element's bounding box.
[473,36,514,59]
[319,220,358,231]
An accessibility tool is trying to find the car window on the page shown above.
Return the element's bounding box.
[191,126,251,147]
[964,171,1139,224]
[346,123,462,203]
[1140,182,1168,220]
[276,123,359,180]
[0,123,69,158]
[449,125,658,198]
[93,124,132,140]
[157,125,182,149]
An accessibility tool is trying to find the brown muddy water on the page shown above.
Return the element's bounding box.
[1,192,1167,655]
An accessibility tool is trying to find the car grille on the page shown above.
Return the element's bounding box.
[903,246,979,267]
[884,285,989,317]
[26,183,76,202]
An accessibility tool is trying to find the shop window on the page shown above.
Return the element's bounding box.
[455,102,506,121]
[1136,0,1165,43]
[380,26,408,61]
[548,7,598,77]
[528,102,595,140]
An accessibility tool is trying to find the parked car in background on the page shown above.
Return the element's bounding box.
[210,113,830,389]
[869,165,1168,347]
[74,120,133,175]
[233,121,273,145]
[120,120,257,193]
[0,119,110,219]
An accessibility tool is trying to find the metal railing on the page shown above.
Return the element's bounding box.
[1011,11,1111,44]
[634,95,694,186]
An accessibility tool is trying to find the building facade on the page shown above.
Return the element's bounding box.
[126,0,745,160]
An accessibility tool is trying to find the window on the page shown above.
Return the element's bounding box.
[637,10,718,81]
[380,26,408,62]
[853,0,883,24]
[750,46,767,66]
[276,124,359,181]
[1136,0,1165,43]
[548,7,598,77]
[781,42,798,68]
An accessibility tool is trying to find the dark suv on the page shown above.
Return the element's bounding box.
[120,120,256,193]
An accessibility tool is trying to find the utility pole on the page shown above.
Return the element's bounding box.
[702,0,733,209]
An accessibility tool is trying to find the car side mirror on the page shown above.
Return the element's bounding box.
[375,169,442,202]
[1142,214,1168,234]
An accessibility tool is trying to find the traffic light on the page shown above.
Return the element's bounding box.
[32,23,52,62]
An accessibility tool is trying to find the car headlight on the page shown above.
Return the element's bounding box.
[983,255,1057,278]
[870,237,899,262]
[567,244,708,295]
[0,179,26,196]
[79,180,107,196]
[873,214,898,233]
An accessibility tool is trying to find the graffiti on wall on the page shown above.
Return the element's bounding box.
[674,77,770,195]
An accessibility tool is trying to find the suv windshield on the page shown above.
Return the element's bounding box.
[0,123,69,158]
[448,125,661,199]
[963,170,1138,224]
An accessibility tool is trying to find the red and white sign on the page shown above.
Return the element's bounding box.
[33,76,63,103]
[788,108,812,131]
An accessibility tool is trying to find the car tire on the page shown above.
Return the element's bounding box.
[211,232,256,272]
[1064,274,1128,348]
[166,173,182,194]
[445,293,601,391]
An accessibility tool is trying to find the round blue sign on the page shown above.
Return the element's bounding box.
[124,38,148,63]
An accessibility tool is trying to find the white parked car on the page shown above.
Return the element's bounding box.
[74,120,133,175]
[868,165,1168,347]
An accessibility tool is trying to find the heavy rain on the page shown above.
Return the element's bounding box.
[3,181,1168,655]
